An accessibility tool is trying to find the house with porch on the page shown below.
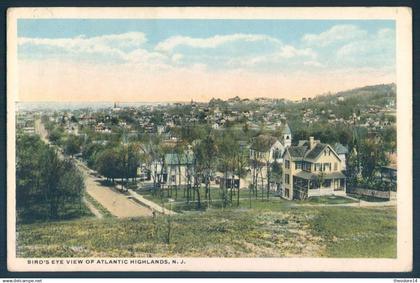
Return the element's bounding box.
[249,135,285,165]
[249,123,292,164]
[248,123,292,192]
[281,136,346,200]
[161,151,195,187]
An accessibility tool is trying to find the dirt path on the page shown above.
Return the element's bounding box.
[81,168,154,218]
[34,119,49,143]
[35,119,154,218]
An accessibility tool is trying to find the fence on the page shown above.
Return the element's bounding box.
[349,187,391,199]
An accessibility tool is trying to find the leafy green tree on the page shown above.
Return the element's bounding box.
[359,138,389,182]
[64,135,82,157]
[82,142,105,168]
[194,130,218,208]
[95,148,122,183]
[48,128,63,145]
[16,134,87,222]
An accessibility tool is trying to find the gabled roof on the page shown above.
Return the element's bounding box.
[165,152,194,165]
[305,143,328,160]
[297,139,320,147]
[284,142,341,162]
[282,123,292,135]
[287,146,308,159]
[333,143,349,155]
[250,135,280,152]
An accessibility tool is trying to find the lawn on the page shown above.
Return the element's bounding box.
[138,186,283,212]
[299,195,357,205]
[16,206,396,258]
[311,206,397,257]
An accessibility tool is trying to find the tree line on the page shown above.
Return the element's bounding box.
[16,134,87,223]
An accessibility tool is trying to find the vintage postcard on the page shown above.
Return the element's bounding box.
[7,7,412,272]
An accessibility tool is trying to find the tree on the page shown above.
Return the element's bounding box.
[359,138,389,183]
[270,161,282,194]
[39,148,64,218]
[16,134,87,222]
[64,135,82,157]
[194,130,218,208]
[234,144,249,206]
[95,148,122,183]
[82,142,104,168]
[217,132,236,207]
[48,128,63,145]
[316,172,326,189]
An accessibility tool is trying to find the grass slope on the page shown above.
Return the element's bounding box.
[17,206,396,258]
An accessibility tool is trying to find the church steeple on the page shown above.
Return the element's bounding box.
[282,122,292,147]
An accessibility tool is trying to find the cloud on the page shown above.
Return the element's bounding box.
[336,28,395,67]
[171,53,183,63]
[227,45,316,68]
[155,33,282,52]
[18,32,149,61]
[302,25,368,47]
[303,60,324,67]
[278,45,316,59]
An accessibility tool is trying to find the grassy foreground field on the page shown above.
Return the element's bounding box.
[17,206,396,258]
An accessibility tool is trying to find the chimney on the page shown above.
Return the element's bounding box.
[309,136,315,149]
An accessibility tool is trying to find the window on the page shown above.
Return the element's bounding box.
[274,149,282,159]
[302,162,311,172]
[323,163,331,172]
[285,160,290,169]
[171,175,176,183]
[295,161,302,170]
[334,162,338,171]
[324,179,331,187]
[285,174,290,184]
[285,188,290,198]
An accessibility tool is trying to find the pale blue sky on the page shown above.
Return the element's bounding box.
[18,19,395,71]
[16,19,396,102]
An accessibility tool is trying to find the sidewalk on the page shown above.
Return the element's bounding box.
[127,189,177,215]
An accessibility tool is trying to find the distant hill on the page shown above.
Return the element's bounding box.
[307,83,396,109]
[335,83,396,99]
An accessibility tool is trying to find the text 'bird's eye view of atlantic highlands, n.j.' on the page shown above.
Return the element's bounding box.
[11,14,403,267]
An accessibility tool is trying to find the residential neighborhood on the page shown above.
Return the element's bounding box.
[15,80,398,260]
[17,82,397,205]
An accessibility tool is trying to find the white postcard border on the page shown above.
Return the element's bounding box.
[6,7,413,272]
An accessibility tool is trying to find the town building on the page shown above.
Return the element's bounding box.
[282,136,346,200]
[155,151,195,188]
[249,123,292,192]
